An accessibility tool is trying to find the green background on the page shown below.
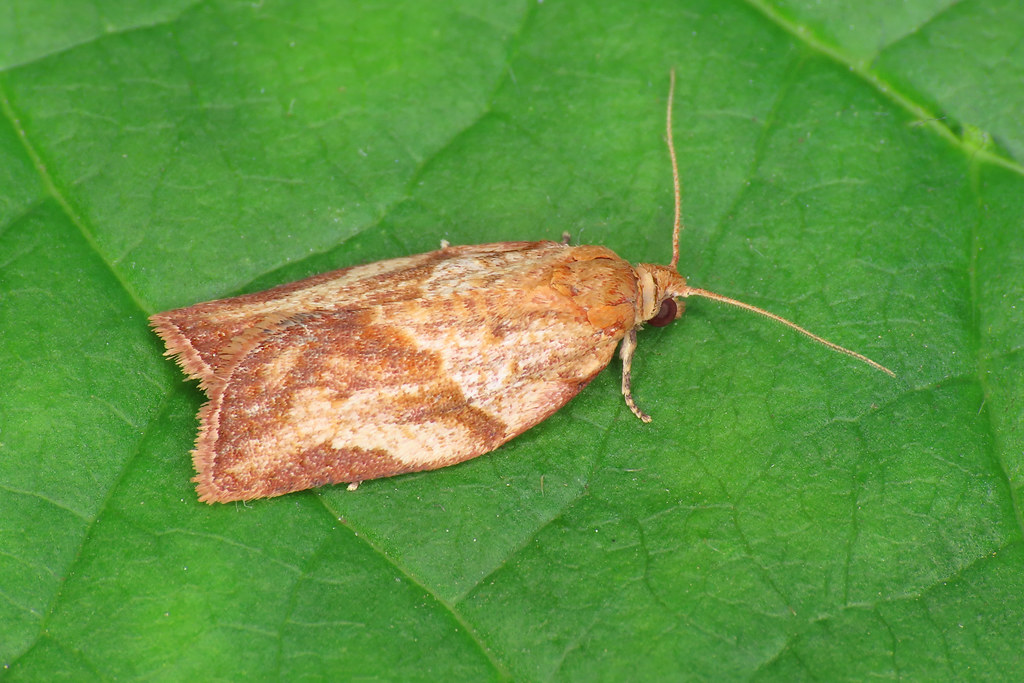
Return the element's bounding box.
[2,0,1022,679]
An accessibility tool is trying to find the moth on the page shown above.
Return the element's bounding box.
[151,72,893,503]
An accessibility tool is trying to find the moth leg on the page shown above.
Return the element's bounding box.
[620,329,652,423]
[560,231,571,245]
[347,482,360,491]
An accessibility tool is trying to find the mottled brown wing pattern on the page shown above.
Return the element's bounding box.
[152,241,643,502]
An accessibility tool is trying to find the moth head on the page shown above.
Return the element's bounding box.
[633,263,687,328]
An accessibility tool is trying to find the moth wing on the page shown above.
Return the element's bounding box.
[150,242,547,385]
[194,297,620,501]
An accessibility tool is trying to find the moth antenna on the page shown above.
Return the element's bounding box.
[679,286,896,377]
[667,68,682,269]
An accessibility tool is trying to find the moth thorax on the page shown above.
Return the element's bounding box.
[633,263,687,325]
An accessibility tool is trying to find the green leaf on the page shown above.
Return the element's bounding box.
[2,0,1022,679]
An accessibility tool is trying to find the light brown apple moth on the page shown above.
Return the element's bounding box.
[151,72,894,503]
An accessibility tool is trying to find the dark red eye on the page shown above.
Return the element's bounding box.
[648,298,677,327]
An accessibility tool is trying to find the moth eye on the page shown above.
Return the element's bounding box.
[648,298,677,327]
